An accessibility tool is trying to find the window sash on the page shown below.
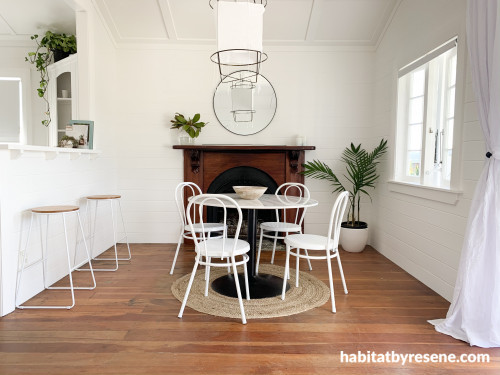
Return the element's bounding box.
[0,77,23,143]
[396,40,457,188]
[398,37,457,78]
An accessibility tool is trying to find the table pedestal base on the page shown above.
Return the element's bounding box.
[211,273,290,299]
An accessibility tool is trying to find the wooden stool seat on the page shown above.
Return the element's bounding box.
[31,205,80,214]
[87,195,121,200]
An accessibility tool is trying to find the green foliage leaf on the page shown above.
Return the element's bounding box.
[170,112,207,138]
[175,114,187,124]
[300,139,388,224]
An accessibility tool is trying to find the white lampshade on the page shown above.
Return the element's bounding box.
[217,2,265,65]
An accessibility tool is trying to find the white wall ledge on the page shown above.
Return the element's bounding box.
[387,180,462,205]
[0,144,101,160]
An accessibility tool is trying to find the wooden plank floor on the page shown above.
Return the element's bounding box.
[1,244,499,374]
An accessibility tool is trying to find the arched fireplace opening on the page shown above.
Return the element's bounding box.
[207,166,279,236]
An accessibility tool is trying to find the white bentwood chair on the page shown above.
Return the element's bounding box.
[170,182,225,275]
[178,194,251,324]
[281,191,350,313]
[256,182,312,273]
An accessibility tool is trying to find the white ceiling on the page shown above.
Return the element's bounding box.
[0,0,400,47]
[0,0,76,38]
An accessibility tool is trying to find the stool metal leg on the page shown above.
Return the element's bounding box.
[76,199,96,272]
[15,213,33,309]
[90,199,98,257]
[47,212,94,281]
[91,199,119,271]
[41,215,48,289]
[45,212,76,309]
[90,198,131,270]
[50,211,96,290]
[117,199,132,260]
[77,210,96,289]
[70,211,97,289]
[110,198,119,267]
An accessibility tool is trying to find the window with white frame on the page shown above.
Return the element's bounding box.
[395,38,458,189]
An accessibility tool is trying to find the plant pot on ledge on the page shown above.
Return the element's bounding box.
[53,49,71,62]
[340,221,368,253]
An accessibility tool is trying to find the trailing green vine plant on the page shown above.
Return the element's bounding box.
[25,31,77,127]
[26,35,52,126]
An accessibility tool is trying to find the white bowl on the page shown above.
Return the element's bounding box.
[233,186,267,200]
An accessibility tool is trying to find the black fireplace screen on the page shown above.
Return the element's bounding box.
[206,166,279,236]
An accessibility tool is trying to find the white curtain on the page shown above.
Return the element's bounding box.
[430,0,500,348]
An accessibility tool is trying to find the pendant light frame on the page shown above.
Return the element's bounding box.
[210,0,268,83]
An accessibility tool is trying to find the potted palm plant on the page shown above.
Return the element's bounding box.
[301,139,388,252]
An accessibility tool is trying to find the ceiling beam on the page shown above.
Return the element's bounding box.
[0,13,16,35]
[157,0,177,40]
[305,0,323,42]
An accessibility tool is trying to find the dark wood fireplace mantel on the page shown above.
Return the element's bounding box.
[173,145,315,151]
[173,145,316,191]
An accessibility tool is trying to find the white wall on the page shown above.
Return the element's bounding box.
[0,3,118,316]
[114,46,376,242]
[371,0,483,301]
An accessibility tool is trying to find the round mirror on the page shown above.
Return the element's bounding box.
[213,70,277,136]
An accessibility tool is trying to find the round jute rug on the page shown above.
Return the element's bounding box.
[171,264,330,319]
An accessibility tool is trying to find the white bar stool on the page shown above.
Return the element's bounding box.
[16,205,96,309]
[84,195,131,271]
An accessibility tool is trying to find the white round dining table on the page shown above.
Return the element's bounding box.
[198,193,318,299]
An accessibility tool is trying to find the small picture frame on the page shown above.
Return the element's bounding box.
[65,120,94,149]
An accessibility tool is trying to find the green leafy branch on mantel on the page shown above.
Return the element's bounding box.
[170,113,207,138]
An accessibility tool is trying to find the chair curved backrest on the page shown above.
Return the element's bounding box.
[326,191,350,251]
[186,194,243,258]
[175,182,203,228]
[274,182,311,226]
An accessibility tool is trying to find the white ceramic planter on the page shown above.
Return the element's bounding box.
[340,223,368,253]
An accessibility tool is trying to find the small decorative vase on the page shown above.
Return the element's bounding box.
[179,135,190,145]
